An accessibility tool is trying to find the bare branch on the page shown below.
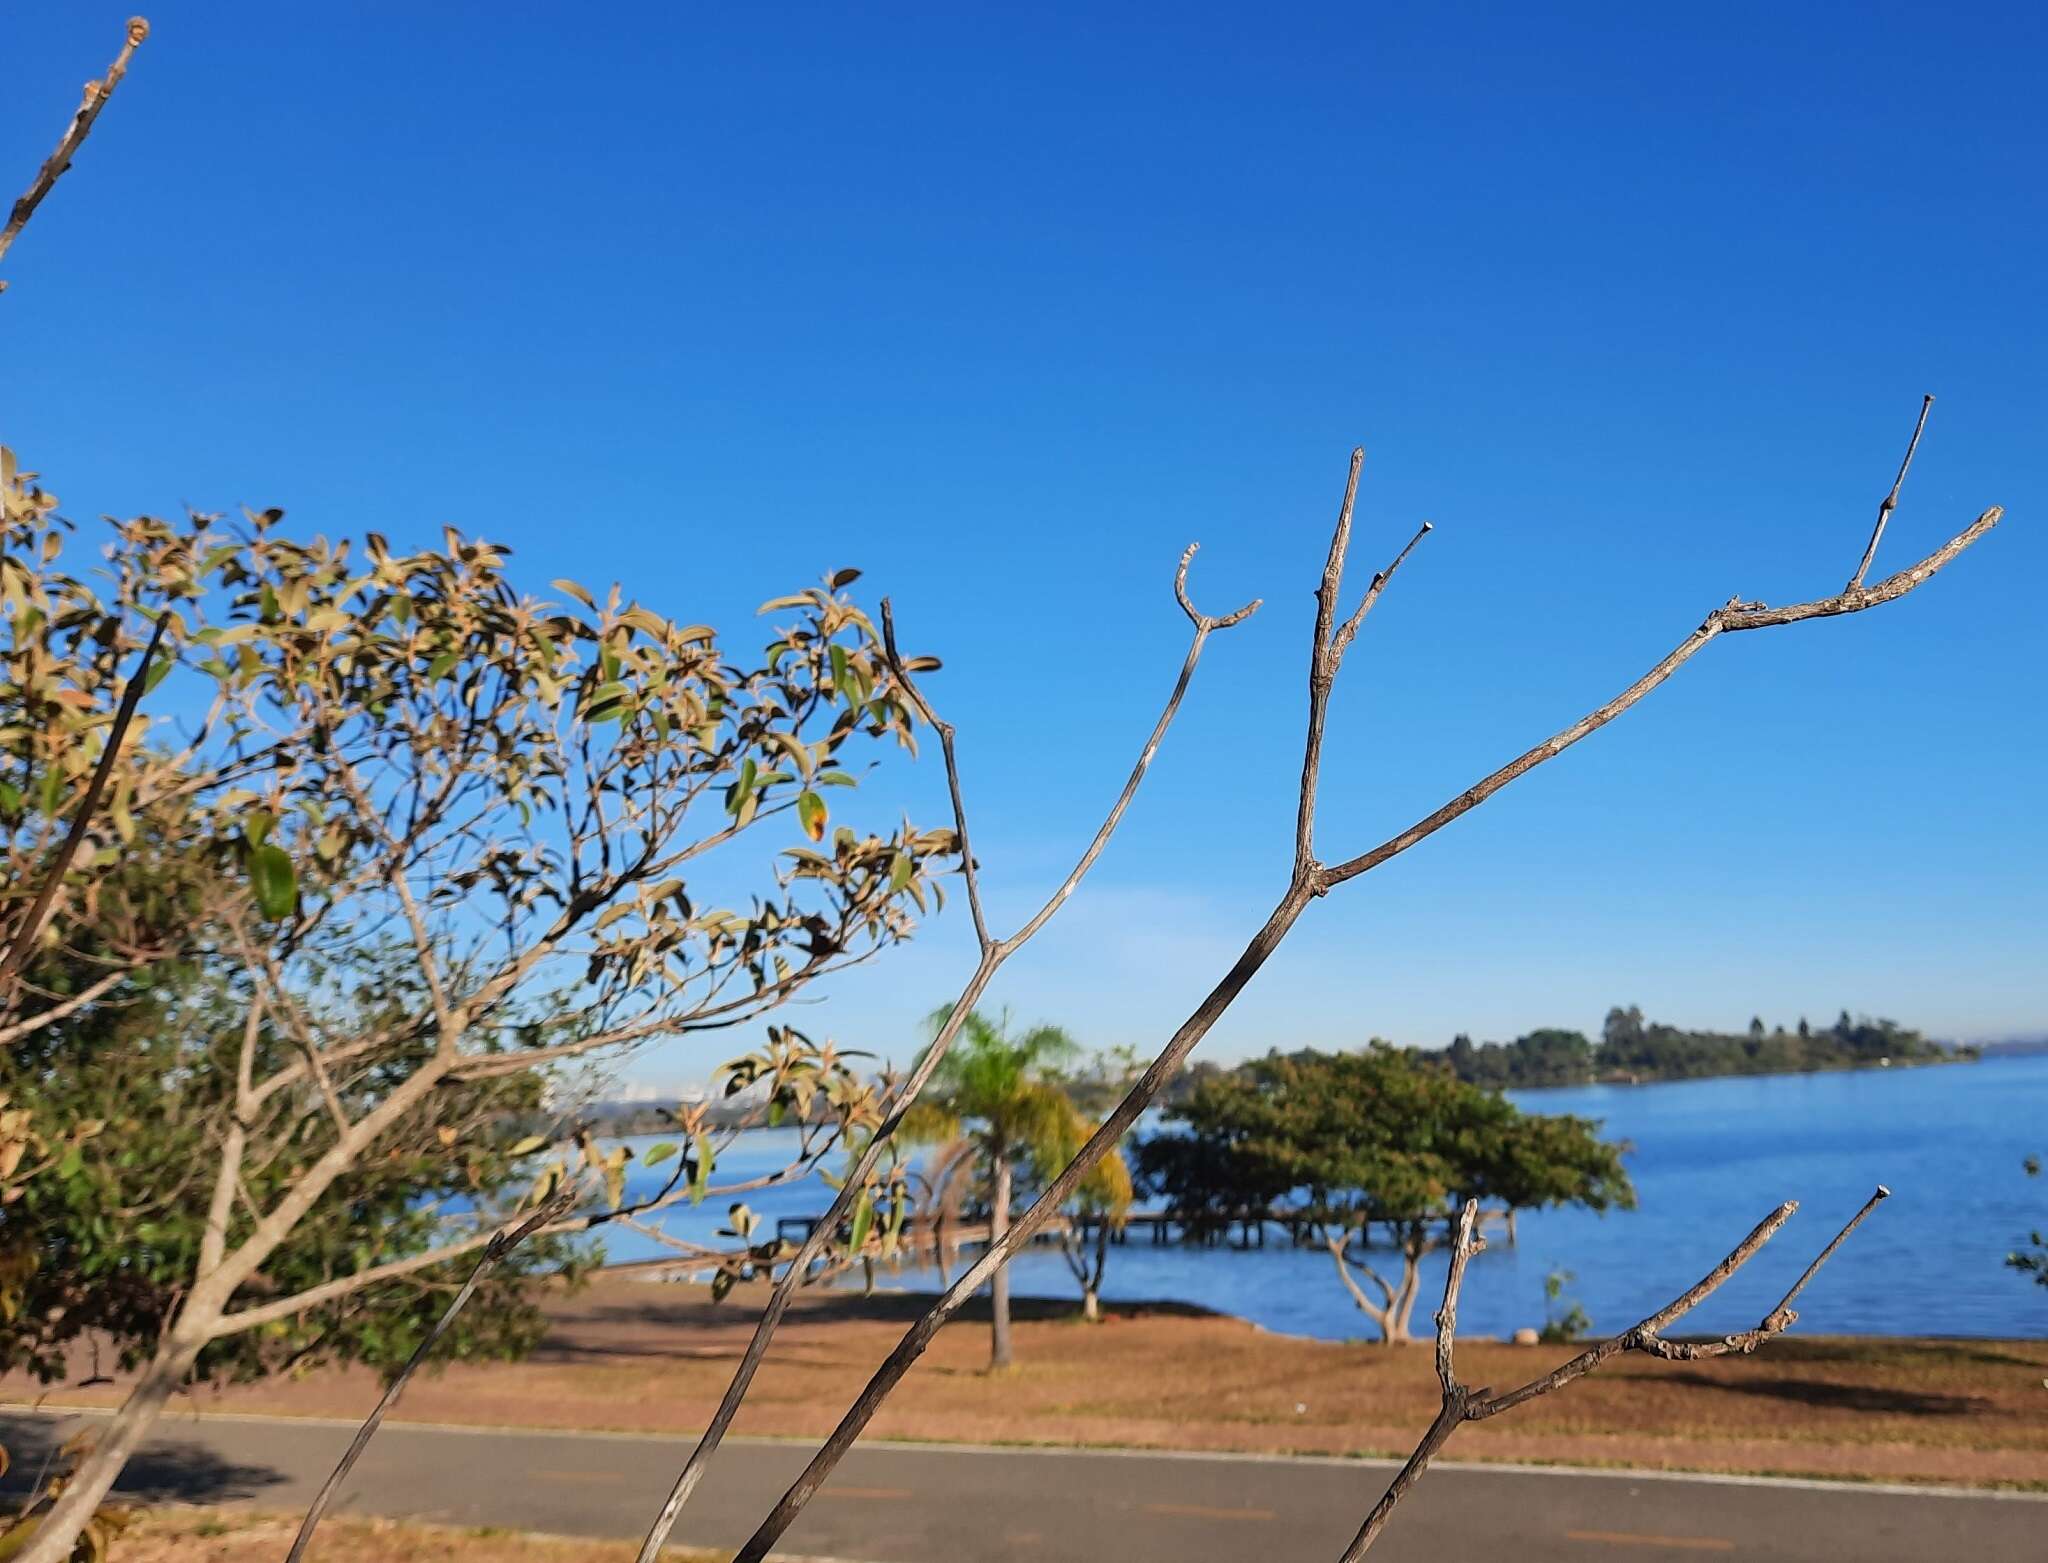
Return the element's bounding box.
[1331,520,1432,663]
[1295,447,1365,875]
[197,999,265,1282]
[0,965,129,1048]
[1632,1186,1890,1361]
[1337,1190,1884,1560]
[1848,395,1933,591]
[284,1189,574,1563]
[0,17,149,289]
[1472,1201,1799,1419]
[631,548,1255,1563]
[1319,506,2001,893]
[1433,1200,1482,1398]
[1174,541,1261,631]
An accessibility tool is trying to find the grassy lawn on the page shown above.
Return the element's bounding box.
[11,1276,2046,1488]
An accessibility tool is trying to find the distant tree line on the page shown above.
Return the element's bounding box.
[1442,1006,1967,1089]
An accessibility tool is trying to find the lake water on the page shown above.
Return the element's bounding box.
[596,1052,2048,1341]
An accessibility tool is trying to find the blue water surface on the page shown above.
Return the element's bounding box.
[595,1053,2048,1342]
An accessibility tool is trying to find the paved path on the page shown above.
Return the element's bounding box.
[4,1407,2042,1561]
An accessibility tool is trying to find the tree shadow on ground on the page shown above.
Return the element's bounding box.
[1748,1337,2045,1372]
[530,1289,1220,1363]
[1656,1372,1989,1417]
[0,1417,284,1504]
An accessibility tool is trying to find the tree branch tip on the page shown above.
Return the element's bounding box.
[1175,542,1260,629]
[1874,1184,1891,1199]
[128,17,151,43]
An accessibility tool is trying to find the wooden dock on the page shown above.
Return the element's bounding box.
[775,1205,1515,1253]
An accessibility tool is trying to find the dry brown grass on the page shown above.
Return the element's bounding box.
[13,1276,2046,1488]
[115,1509,714,1563]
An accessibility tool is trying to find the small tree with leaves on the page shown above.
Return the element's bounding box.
[899,1009,1086,1367]
[1144,1046,1634,1343]
[11,498,956,1560]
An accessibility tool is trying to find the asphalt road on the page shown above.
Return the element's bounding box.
[3,1407,2042,1562]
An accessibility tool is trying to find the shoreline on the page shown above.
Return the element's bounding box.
[1497,1051,1979,1094]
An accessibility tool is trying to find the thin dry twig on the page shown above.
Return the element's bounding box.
[1848,395,1934,591]
[630,553,1257,1563]
[282,1187,575,1563]
[1338,1188,1889,1559]
[721,423,1996,1563]
[0,17,150,290]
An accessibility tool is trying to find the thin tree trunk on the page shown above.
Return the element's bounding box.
[15,1326,206,1563]
[1083,1216,1109,1322]
[1388,1252,1422,1344]
[988,1150,1012,1369]
[1324,1230,1397,1343]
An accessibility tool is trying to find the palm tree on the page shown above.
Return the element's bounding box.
[901,1007,1093,1368]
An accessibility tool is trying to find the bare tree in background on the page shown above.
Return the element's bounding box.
[707,414,1998,1559]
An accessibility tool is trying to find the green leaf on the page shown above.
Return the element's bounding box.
[888,850,914,893]
[142,654,175,694]
[796,790,827,843]
[583,680,629,721]
[847,1192,873,1257]
[508,1136,549,1156]
[709,1268,736,1302]
[244,810,275,849]
[553,578,598,609]
[643,1141,678,1168]
[725,757,759,817]
[691,1132,714,1203]
[426,650,458,681]
[827,567,863,590]
[248,843,297,920]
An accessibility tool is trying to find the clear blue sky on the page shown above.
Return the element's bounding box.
[6,3,2043,1082]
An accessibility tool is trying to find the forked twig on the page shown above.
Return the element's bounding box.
[721,415,1997,1563]
[282,1188,575,1563]
[1339,1188,1889,1559]
[0,18,150,290]
[630,551,1257,1563]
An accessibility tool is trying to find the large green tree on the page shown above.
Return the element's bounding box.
[0,946,586,1391]
[1141,1045,1634,1343]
